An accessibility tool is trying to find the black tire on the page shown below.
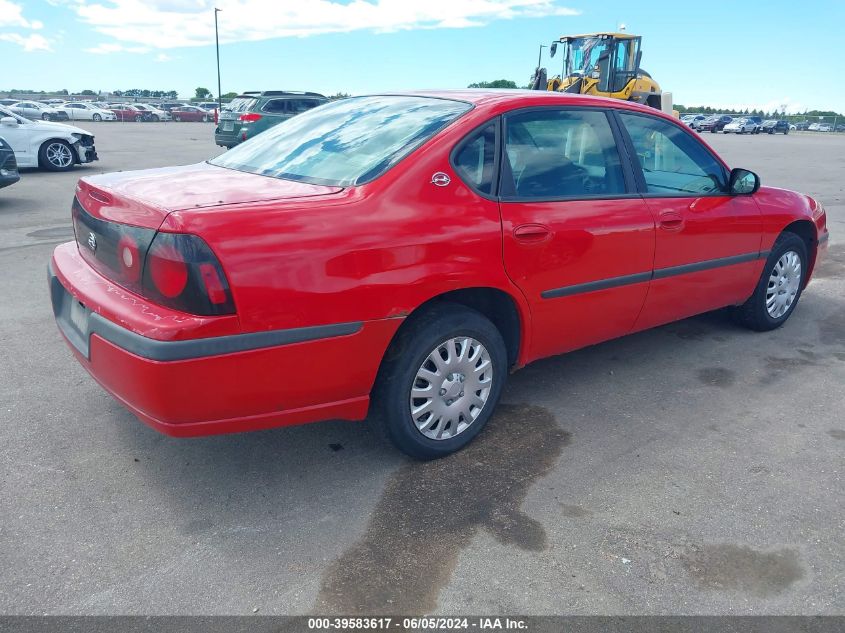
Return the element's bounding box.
[134,115,143,122]
[92,114,102,122]
[372,303,507,460]
[42,113,50,121]
[175,115,181,122]
[151,114,159,122]
[38,139,75,172]
[732,232,808,332]
[784,129,789,135]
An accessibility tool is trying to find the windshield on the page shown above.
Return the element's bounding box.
[211,96,472,187]
[564,36,612,76]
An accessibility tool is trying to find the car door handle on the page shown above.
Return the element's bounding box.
[657,212,685,232]
[513,224,552,243]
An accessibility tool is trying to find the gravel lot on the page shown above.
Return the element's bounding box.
[0,121,842,615]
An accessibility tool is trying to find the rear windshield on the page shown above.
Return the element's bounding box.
[210,96,472,187]
[225,97,258,113]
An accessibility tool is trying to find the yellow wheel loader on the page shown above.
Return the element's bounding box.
[531,33,664,110]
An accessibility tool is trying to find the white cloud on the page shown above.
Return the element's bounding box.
[0,0,42,29]
[0,32,52,51]
[0,1,52,52]
[68,0,580,50]
[154,52,172,62]
[85,42,150,53]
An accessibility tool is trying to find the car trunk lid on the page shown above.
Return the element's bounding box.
[76,162,343,229]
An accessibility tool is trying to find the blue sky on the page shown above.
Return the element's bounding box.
[2,0,842,112]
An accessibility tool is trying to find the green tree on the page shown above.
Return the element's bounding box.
[467,79,518,89]
[80,89,97,96]
[195,87,212,100]
[221,92,238,99]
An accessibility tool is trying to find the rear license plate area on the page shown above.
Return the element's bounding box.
[222,121,234,132]
[69,299,88,336]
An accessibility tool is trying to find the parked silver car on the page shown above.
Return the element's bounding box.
[9,101,67,121]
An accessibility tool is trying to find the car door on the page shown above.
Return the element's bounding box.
[616,111,763,331]
[0,113,33,166]
[497,107,656,362]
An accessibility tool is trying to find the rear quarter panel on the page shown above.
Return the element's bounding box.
[162,106,529,343]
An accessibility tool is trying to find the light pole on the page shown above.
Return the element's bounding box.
[537,44,547,68]
[214,8,222,113]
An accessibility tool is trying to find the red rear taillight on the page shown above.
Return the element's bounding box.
[141,232,235,316]
[213,108,218,124]
[238,113,262,123]
[73,198,235,316]
[147,242,188,298]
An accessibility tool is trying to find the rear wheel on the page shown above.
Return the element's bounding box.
[733,232,807,331]
[372,303,507,459]
[174,115,181,122]
[151,114,160,122]
[42,113,50,121]
[39,140,75,171]
[134,115,143,122]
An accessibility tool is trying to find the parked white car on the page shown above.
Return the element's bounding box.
[55,102,116,122]
[817,123,832,132]
[0,105,98,171]
[9,101,67,122]
[131,104,171,121]
[723,118,758,134]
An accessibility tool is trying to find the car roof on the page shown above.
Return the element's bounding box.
[358,89,677,120]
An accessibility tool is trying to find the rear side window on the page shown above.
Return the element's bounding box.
[503,109,626,199]
[453,124,497,195]
[262,99,289,114]
[211,96,471,187]
[619,112,727,195]
[289,99,321,114]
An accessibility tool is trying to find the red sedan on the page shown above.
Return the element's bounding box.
[50,91,829,459]
[170,105,211,122]
[108,104,147,122]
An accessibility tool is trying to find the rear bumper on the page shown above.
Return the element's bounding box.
[49,244,401,437]
[214,131,240,148]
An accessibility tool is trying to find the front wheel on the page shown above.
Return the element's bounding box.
[42,113,51,121]
[174,115,181,122]
[134,115,143,122]
[732,232,808,331]
[92,114,102,122]
[373,303,507,459]
[39,140,75,171]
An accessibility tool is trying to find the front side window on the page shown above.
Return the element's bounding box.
[453,123,497,195]
[619,112,727,195]
[211,96,471,187]
[503,109,626,199]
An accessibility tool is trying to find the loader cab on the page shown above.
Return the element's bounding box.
[553,33,643,95]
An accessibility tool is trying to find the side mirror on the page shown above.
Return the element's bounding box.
[1,117,17,127]
[550,42,558,58]
[729,168,760,195]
